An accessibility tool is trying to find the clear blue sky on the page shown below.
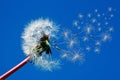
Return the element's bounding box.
[0,0,120,80]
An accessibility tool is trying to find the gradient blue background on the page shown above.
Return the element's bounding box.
[0,0,120,80]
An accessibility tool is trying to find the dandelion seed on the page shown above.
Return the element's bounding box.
[110,14,114,18]
[87,13,92,18]
[98,27,102,32]
[102,34,110,42]
[72,53,85,63]
[102,13,105,16]
[109,27,114,32]
[86,46,91,51]
[78,14,83,19]
[83,36,88,41]
[61,53,68,58]
[69,40,75,47]
[73,20,78,26]
[97,14,101,17]
[95,41,101,46]
[86,26,93,34]
[108,7,112,12]
[92,18,96,23]
[97,23,101,26]
[78,26,81,29]
[64,31,69,38]
[72,54,80,61]
[94,48,100,53]
[95,9,98,12]
[105,22,109,25]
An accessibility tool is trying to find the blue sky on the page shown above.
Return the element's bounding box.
[0,0,120,80]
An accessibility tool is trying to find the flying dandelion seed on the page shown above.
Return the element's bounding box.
[72,54,80,61]
[102,34,110,42]
[110,14,114,18]
[102,13,105,16]
[108,27,114,32]
[72,53,85,63]
[94,48,100,53]
[78,13,83,19]
[83,36,88,42]
[85,26,93,34]
[95,9,98,12]
[108,7,112,12]
[61,53,68,59]
[73,20,78,26]
[95,41,101,46]
[86,46,91,51]
[63,31,69,38]
[97,14,101,17]
[105,22,109,25]
[69,40,75,47]
[87,13,92,18]
[97,23,101,26]
[77,26,81,29]
[92,18,96,23]
[86,27,91,34]
[98,27,102,31]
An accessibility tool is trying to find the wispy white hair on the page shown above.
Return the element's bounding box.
[22,18,60,71]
